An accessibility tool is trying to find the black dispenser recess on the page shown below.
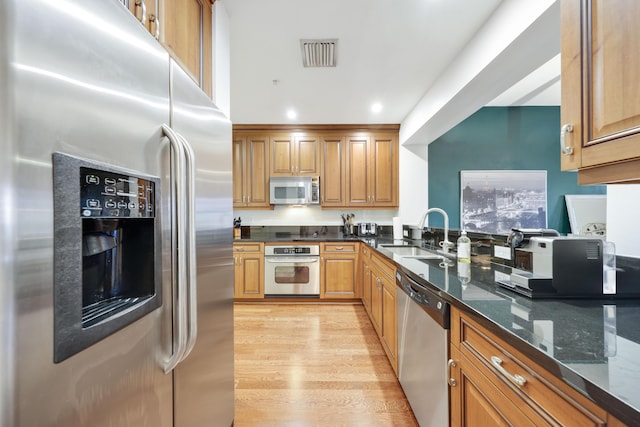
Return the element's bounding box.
[53,153,162,362]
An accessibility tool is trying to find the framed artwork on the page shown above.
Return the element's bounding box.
[460,170,547,235]
[564,195,606,238]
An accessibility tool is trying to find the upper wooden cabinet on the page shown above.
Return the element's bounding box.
[270,134,320,176]
[346,133,398,207]
[233,125,399,209]
[123,0,160,37]
[121,0,214,97]
[320,135,347,206]
[561,0,640,184]
[163,0,213,97]
[233,134,271,209]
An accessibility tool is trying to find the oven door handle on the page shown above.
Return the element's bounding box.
[265,257,319,264]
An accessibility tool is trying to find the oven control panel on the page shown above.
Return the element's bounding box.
[80,167,155,218]
[273,247,312,255]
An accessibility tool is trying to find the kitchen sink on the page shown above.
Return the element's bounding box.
[379,245,444,259]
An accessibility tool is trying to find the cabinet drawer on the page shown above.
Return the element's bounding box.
[322,242,357,253]
[371,251,395,280]
[451,307,606,427]
[233,242,263,253]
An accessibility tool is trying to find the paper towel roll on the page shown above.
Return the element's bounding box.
[392,217,403,240]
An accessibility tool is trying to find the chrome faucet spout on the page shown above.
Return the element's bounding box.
[417,208,453,254]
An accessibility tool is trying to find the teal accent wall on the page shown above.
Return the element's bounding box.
[427,106,606,234]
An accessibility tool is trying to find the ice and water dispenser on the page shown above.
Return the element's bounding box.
[53,153,162,362]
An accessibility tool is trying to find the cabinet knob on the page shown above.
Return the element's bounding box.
[560,123,574,155]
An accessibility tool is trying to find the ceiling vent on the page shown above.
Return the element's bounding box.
[300,39,337,67]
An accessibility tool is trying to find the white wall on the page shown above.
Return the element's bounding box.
[212,1,231,117]
[236,207,398,227]
[398,143,429,225]
[607,185,640,258]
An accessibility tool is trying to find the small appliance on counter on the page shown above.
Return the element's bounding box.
[357,222,378,237]
[496,232,618,299]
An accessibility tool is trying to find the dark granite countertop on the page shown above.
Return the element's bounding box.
[234,229,640,424]
[373,238,640,426]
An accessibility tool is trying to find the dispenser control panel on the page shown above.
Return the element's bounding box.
[80,167,155,218]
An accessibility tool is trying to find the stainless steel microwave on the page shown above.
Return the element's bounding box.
[269,176,320,205]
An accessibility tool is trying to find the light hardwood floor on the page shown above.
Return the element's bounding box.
[234,303,418,426]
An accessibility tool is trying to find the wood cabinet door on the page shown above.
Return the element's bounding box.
[320,135,346,206]
[346,135,370,206]
[163,0,212,97]
[449,346,536,427]
[321,254,357,298]
[246,136,270,207]
[370,133,398,207]
[370,271,383,335]
[234,254,263,298]
[361,260,372,315]
[381,276,397,373]
[561,0,640,182]
[232,136,246,207]
[270,134,295,176]
[295,135,320,176]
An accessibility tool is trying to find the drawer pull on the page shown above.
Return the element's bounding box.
[335,246,344,250]
[447,359,457,387]
[491,356,527,387]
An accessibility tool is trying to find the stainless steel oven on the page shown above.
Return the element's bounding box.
[264,245,320,296]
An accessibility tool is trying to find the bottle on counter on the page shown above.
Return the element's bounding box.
[457,230,471,263]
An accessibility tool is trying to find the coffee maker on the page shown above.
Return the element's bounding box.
[498,228,613,299]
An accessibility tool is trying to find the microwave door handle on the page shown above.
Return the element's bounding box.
[161,124,189,374]
[178,133,198,361]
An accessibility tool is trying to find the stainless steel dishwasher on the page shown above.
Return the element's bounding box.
[396,269,450,427]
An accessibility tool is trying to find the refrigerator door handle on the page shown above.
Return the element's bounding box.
[162,124,189,374]
[178,133,198,361]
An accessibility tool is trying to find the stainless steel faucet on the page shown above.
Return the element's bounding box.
[417,208,454,255]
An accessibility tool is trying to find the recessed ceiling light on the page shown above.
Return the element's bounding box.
[287,109,297,119]
[371,103,383,113]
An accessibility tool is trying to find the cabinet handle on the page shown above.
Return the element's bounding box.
[135,0,147,25]
[149,13,160,40]
[335,246,344,251]
[447,359,457,387]
[560,123,574,155]
[490,356,527,387]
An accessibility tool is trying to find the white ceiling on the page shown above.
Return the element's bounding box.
[223,0,560,144]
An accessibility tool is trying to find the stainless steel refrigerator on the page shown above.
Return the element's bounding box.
[0,0,234,426]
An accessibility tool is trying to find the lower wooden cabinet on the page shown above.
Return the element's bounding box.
[320,243,358,299]
[369,252,397,374]
[233,242,264,299]
[449,306,607,427]
[360,244,372,316]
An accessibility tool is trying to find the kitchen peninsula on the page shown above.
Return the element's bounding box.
[234,226,640,426]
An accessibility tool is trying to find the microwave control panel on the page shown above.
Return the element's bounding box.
[80,167,155,218]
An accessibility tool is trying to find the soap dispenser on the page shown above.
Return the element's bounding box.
[457,230,471,263]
